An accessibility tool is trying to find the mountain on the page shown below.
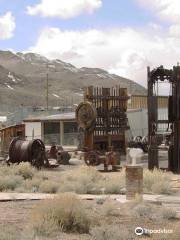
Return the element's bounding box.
[0,50,146,114]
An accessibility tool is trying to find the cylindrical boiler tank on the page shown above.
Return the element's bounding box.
[7,138,49,168]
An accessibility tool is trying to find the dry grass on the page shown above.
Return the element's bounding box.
[143,168,174,194]
[0,163,176,195]
[0,225,19,240]
[132,203,156,218]
[22,177,43,193]
[39,180,59,193]
[58,166,125,195]
[58,166,103,194]
[30,193,91,236]
[124,199,178,223]
[90,225,134,240]
[161,207,177,220]
[0,163,36,179]
[13,163,37,179]
[0,175,23,191]
[102,199,121,217]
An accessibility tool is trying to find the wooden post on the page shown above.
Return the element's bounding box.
[147,66,159,169]
[126,166,143,200]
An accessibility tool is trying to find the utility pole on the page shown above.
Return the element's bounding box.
[46,64,50,110]
[46,71,49,110]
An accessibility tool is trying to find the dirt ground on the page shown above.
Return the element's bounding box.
[0,199,179,240]
[0,152,179,240]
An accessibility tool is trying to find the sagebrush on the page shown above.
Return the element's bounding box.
[30,193,91,236]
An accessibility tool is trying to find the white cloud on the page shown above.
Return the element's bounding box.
[28,26,180,87]
[137,0,180,23]
[169,25,180,38]
[27,0,102,18]
[0,12,16,40]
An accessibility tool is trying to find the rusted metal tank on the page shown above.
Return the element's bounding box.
[46,144,71,165]
[7,138,49,168]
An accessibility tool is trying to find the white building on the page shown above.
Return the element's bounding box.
[24,112,78,147]
[24,108,168,147]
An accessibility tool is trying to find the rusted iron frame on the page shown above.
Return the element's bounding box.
[148,66,180,173]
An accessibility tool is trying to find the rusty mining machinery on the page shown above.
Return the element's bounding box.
[76,86,129,171]
[148,65,180,173]
[7,138,49,168]
[6,138,71,168]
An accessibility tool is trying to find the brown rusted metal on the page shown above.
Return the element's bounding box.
[84,150,101,166]
[148,65,180,173]
[76,86,129,171]
[46,144,71,165]
[76,101,97,131]
[7,138,49,168]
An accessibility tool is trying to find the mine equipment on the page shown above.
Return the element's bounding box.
[128,136,148,153]
[46,144,71,165]
[76,86,129,170]
[148,65,180,173]
[7,138,49,168]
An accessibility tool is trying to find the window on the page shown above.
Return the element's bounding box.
[63,122,78,146]
[44,122,60,145]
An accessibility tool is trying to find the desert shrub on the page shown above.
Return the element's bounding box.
[0,175,23,191]
[143,169,173,194]
[91,225,134,240]
[161,207,177,220]
[39,180,59,193]
[0,225,19,240]
[59,166,125,195]
[14,163,36,179]
[59,166,104,194]
[23,177,43,192]
[0,164,15,176]
[102,200,121,217]
[102,169,125,194]
[151,181,172,194]
[30,193,91,236]
[96,198,106,205]
[132,203,155,218]
[35,171,49,181]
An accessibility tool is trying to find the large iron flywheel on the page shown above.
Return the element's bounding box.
[76,102,97,131]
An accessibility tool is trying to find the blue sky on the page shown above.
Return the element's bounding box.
[0,0,154,51]
[0,0,180,86]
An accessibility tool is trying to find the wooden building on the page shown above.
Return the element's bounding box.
[128,95,168,109]
[0,124,25,155]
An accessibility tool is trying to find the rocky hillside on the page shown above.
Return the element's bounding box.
[0,50,146,113]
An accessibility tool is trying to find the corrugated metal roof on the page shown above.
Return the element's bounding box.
[24,112,76,122]
[0,123,25,132]
[0,116,7,122]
